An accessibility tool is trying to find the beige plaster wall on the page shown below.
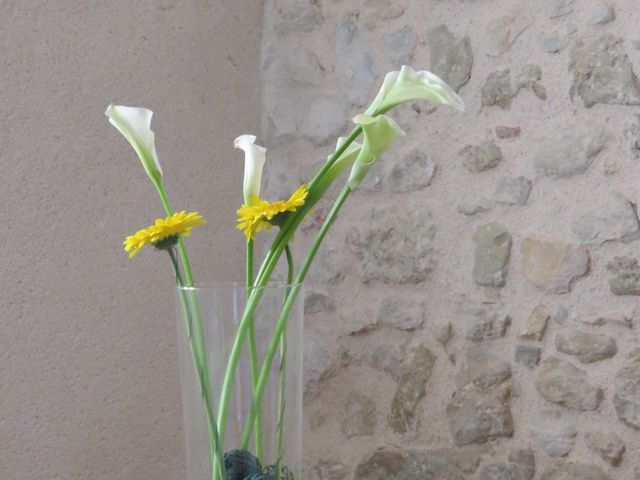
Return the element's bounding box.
[0,1,261,478]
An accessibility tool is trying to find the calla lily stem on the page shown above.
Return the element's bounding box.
[275,245,295,480]
[168,248,226,480]
[246,239,265,462]
[155,182,223,480]
[215,130,363,473]
[307,126,361,193]
[155,182,195,284]
[240,184,352,449]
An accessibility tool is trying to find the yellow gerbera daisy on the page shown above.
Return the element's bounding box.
[237,185,308,239]
[124,211,206,258]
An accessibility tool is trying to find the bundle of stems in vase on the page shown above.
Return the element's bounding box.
[108,66,463,480]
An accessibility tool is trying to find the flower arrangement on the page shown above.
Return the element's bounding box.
[108,66,463,480]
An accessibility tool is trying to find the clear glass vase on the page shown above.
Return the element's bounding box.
[175,282,303,480]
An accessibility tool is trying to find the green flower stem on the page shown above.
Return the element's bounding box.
[215,244,292,445]
[275,245,294,480]
[216,206,311,451]
[153,183,221,479]
[240,184,353,448]
[248,126,362,290]
[217,128,362,461]
[247,240,254,286]
[168,249,226,480]
[246,239,264,462]
[306,126,361,192]
[154,181,194,285]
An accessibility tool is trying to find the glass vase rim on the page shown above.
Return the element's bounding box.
[176,280,302,292]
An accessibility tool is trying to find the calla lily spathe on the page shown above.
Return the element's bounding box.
[234,135,267,205]
[348,115,405,190]
[308,137,362,203]
[105,105,163,185]
[365,65,465,116]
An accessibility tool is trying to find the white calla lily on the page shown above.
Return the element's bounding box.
[308,137,362,203]
[330,136,362,164]
[234,135,267,205]
[365,65,465,115]
[105,105,163,185]
[348,114,405,190]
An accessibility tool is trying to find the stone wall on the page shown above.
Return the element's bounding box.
[261,0,640,478]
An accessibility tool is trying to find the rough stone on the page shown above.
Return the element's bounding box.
[533,125,608,177]
[304,336,338,388]
[486,15,516,57]
[431,321,453,346]
[482,70,517,108]
[385,26,417,66]
[302,96,347,146]
[496,126,521,139]
[463,303,510,342]
[540,462,613,480]
[428,25,473,92]
[378,297,424,331]
[475,464,512,480]
[359,161,384,192]
[368,343,405,376]
[388,149,436,192]
[446,385,514,446]
[462,346,512,390]
[264,85,308,141]
[335,20,376,107]
[520,305,549,341]
[541,23,577,54]
[586,431,625,466]
[614,348,640,428]
[312,461,348,480]
[521,238,589,294]
[274,0,322,33]
[555,329,617,363]
[347,208,437,283]
[341,393,376,438]
[473,223,512,288]
[458,198,494,216]
[607,256,640,295]
[535,357,603,410]
[283,47,325,86]
[625,116,640,158]
[461,142,503,173]
[494,176,532,206]
[388,343,436,433]
[551,305,569,325]
[515,345,541,368]
[570,35,640,107]
[354,447,464,480]
[508,448,536,480]
[588,313,633,329]
[523,246,585,297]
[304,290,335,314]
[571,194,640,244]
[604,159,618,175]
[589,5,615,25]
[541,35,568,54]
[516,64,547,100]
[533,409,577,457]
[307,246,344,284]
[362,0,406,26]
[544,0,574,18]
[455,445,489,473]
